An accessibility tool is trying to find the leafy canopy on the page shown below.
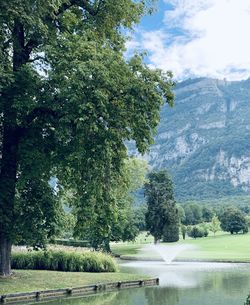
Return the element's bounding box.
[145,170,179,242]
[0,0,174,251]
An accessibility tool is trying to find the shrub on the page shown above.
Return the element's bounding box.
[188,225,208,239]
[51,239,90,247]
[245,295,250,305]
[11,250,118,272]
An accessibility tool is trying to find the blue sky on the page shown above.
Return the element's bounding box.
[126,0,250,81]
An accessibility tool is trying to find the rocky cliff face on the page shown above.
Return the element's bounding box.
[131,77,250,200]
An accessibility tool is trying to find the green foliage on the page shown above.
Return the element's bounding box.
[51,239,90,248]
[58,213,76,239]
[177,205,186,223]
[187,223,208,239]
[163,221,179,242]
[0,0,174,275]
[74,158,148,251]
[246,216,250,228]
[209,216,221,235]
[189,227,201,239]
[14,179,63,248]
[245,295,250,305]
[133,204,147,231]
[11,250,117,272]
[202,206,213,222]
[219,207,248,234]
[182,203,202,225]
[180,225,187,240]
[145,170,179,242]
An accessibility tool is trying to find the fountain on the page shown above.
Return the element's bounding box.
[141,243,195,263]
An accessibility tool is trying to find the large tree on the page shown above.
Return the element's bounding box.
[145,170,179,243]
[219,207,248,234]
[0,1,175,275]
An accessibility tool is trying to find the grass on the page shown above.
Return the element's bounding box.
[111,244,142,257]
[0,270,149,295]
[178,232,250,262]
[1,244,150,295]
[111,231,250,262]
[110,232,153,257]
[4,232,250,295]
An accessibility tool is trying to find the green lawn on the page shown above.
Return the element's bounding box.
[3,232,250,295]
[112,232,250,262]
[0,270,149,295]
[111,244,142,257]
[178,232,250,262]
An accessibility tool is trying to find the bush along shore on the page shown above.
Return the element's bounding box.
[11,250,118,272]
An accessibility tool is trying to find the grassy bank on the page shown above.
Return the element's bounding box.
[112,232,250,262]
[0,270,149,295]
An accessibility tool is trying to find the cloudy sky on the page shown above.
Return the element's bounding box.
[126,0,250,81]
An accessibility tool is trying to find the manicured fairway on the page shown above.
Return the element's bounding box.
[179,232,250,262]
[112,232,250,262]
[0,270,148,294]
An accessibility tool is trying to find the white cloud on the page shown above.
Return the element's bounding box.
[131,0,250,81]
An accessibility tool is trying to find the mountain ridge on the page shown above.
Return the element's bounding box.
[130,77,250,200]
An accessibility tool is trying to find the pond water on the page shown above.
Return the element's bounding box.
[40,261,250,305]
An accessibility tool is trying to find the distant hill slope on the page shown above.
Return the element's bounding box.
[131,77,250,200]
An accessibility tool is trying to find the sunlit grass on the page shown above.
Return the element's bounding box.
[0,270,148,294]
[112,231,250,262]
[179,232,250,262]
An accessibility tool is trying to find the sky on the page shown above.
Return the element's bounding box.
[126,0,250,81]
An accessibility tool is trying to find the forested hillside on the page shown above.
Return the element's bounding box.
[131,77,250,200]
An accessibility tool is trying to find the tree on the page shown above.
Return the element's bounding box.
[209,215,221,236]
[74,158,148,251]
[59,213,76,239]
[177,205,186,223]
[219,207,248,234]
[183,203,202,225]
[189,226,200,239]
[202,206,213,222]
[245,294,250,305]
[0,1,175,275]
[145,170,179,243]
[133,203,147,231]
[180,224,186,240]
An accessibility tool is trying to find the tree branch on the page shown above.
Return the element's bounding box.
[23,37,41,62]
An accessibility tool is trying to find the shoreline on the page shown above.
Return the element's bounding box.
[0,278,159,304]
[119,256,250,264]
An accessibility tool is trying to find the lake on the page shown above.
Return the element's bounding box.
[39,261,250,305]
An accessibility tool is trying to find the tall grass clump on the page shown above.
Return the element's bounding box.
[11,250,118,272]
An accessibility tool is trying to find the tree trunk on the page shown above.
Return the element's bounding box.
[0,122,19,276]
[0,19,26,276]
[103,239,111,253]
[0,235,12,276]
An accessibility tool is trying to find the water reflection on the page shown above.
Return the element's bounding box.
[145,287,179,305]
[39,263,250,305]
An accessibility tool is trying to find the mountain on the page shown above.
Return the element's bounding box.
[131,77,250,201]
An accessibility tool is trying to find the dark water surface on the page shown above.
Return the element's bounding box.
[39,262,250,305]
